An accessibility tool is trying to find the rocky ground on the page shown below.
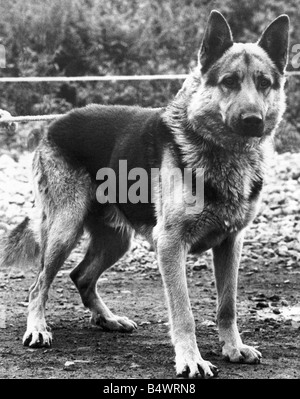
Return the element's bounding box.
[0,149,299,379]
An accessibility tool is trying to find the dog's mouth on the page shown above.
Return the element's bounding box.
[228,124,265,140]
[240,126,265,138]
[229,114,265,138]
[240,113,265,138]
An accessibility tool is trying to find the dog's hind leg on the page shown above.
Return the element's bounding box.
[21,144,93,348]
[23,209,84,348]
[27,213,48,300]
[70,217,137,332]
[213,232,262,364]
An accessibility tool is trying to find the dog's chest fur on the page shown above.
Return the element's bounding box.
[181,143,266,253]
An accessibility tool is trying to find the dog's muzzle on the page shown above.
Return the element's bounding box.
[240,113,264,137]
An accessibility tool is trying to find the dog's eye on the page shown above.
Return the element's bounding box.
[259,78,271,90]
[222,77,236,88]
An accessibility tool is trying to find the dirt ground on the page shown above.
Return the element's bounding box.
[0,249,300,380]
[0,151,300,380]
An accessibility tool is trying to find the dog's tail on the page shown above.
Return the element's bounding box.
[0,128,44,268]
[0,216,40,268]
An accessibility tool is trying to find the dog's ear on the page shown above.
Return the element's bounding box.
[258,15,290,74]
[199,10,233,73]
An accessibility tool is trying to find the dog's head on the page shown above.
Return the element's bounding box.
[186,10,290,143]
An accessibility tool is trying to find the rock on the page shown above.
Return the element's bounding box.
[269,294,280,302]
[192,260,208,271]
[9,271,25,279]
[201,320,216,327]
[17,302,28,307]
[0,154,17,169]
[291,321,300,330]
[73,359,92,363]
[64,361,76,370]
[129,363,140,369]
[256,301,269,309]
[277,244,289,256]
[139,321,151,326]
[291,171,300,180]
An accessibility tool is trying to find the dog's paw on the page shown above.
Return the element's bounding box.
[23,327,52,348]
[175,349,219,379]
[91,313,137,332]
[222,343,262,364]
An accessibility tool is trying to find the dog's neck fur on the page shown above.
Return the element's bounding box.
[163,71,273,168]
[165,73,270,161]
[162,71,274,203]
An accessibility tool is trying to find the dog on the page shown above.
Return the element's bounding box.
[1,10,289,378]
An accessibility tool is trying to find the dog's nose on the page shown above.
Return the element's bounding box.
[241,113,264,137]
[242,115,263,127]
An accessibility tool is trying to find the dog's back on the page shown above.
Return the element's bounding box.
[47,104,165,177]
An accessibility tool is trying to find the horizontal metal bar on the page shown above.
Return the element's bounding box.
[0,74,189,83]
[0,114,63,123]
[0,71,299,83]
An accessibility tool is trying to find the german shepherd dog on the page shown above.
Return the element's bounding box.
[1,11,289,378]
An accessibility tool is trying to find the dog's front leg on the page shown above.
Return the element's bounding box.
[213,232,262,364]
[156,230,218,378]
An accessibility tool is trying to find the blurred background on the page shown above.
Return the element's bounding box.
[0,0,300,153]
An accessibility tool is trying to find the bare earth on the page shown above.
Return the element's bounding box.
[0,151,299,379]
